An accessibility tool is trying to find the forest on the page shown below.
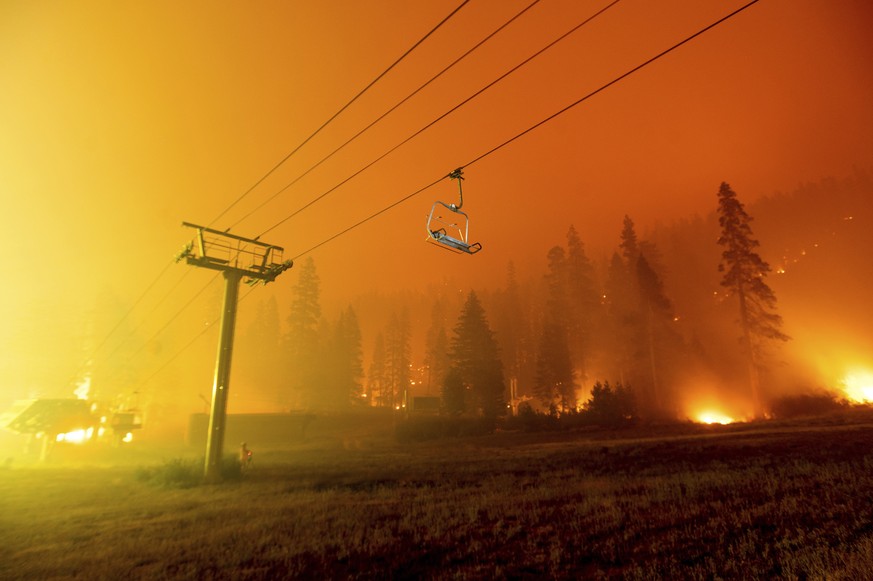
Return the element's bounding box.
[219,172,872,426]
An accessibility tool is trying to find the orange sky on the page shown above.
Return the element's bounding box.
[1,0,872,403]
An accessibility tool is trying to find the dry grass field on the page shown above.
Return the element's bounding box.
[2,414,873,579]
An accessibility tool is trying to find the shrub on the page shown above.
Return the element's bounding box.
[502,402,561,432]
[770,392,846,419]
[584,381,636,427]
[135,458,202,488]
[135,454,242,488]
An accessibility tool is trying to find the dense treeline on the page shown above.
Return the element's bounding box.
[233,173,872,420]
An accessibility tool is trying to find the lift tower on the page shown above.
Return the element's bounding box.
[176,222,292,480]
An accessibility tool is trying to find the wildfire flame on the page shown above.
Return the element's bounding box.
[56,427,93,444]
[695,411,735,425]
[841,369,873,403]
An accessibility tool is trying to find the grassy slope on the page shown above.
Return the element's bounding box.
[2,418,873,580]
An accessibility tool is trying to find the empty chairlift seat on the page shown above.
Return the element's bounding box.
[425,168,482,255]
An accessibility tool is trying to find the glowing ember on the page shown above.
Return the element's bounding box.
[696,411,734,425]
[842,370,873,403]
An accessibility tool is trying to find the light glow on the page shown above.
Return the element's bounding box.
[56,427,93,444]
[695,411,735,425]
[74,375,91,400]
[841,370,873,403]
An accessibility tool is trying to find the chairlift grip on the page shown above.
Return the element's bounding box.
[448,167,464,210]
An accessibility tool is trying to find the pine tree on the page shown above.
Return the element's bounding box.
[585,381,636,426]
[324,306,363,407]
[424,300,450,397]
[449,291,505,417]
[367,333,388,407]
[385,310,411,411]
[534,245,576,411]
[284,257,322,408]
[534,319,575,411]
[620,215,640,266]
[544,245,569,317]
[608,216,679,418]
[491,261,534,412]
[441,366,466,416]
[636,254,672,414]
[565,225,599,383]
[603,251,635,384]
[717,182,789,417]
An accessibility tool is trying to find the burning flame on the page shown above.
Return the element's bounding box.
[695,411,735,425]
[841,369,873,403]
[56,427,93,444]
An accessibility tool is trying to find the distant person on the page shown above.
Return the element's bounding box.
[239,442,253,472]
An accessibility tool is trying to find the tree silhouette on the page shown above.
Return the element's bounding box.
[584,381,636,426]
[534,246,576,411]
[620,215,640,266]
[717,182,789,417]
[565,225,599,384]
[534,318,575,411]
[385,310,411,411]
[441,366,466,416]
[424,300,450,397]
[284,257,322,408]
[324,306,363,407]
[604,250,636,386]
[636,254,673,415]
[491,261,535,412]
[449,291,505,417]
[606,216,680,418]
[367,333,388,407]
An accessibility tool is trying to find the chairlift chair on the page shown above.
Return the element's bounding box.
[426,169,482,255]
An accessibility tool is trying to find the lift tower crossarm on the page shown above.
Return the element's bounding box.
[176,222,293,480]
[177,222,292,284]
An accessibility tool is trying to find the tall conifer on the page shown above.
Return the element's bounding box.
[449,291,505,417]
[717,182,788,416]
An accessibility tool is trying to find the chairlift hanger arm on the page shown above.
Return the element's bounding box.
[448,168,464,210]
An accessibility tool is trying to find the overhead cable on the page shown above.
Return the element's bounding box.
[228,0,544,231]
[85,269,193,379]
[81,3,471,390]
[98,273,221,387]
[291,0,763,259]
[63,257,175,389]
[258,0,621,239]
[207,0,472,229]
[118,0,763,389]
[135,286,257,392]
[461,0,763,169]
